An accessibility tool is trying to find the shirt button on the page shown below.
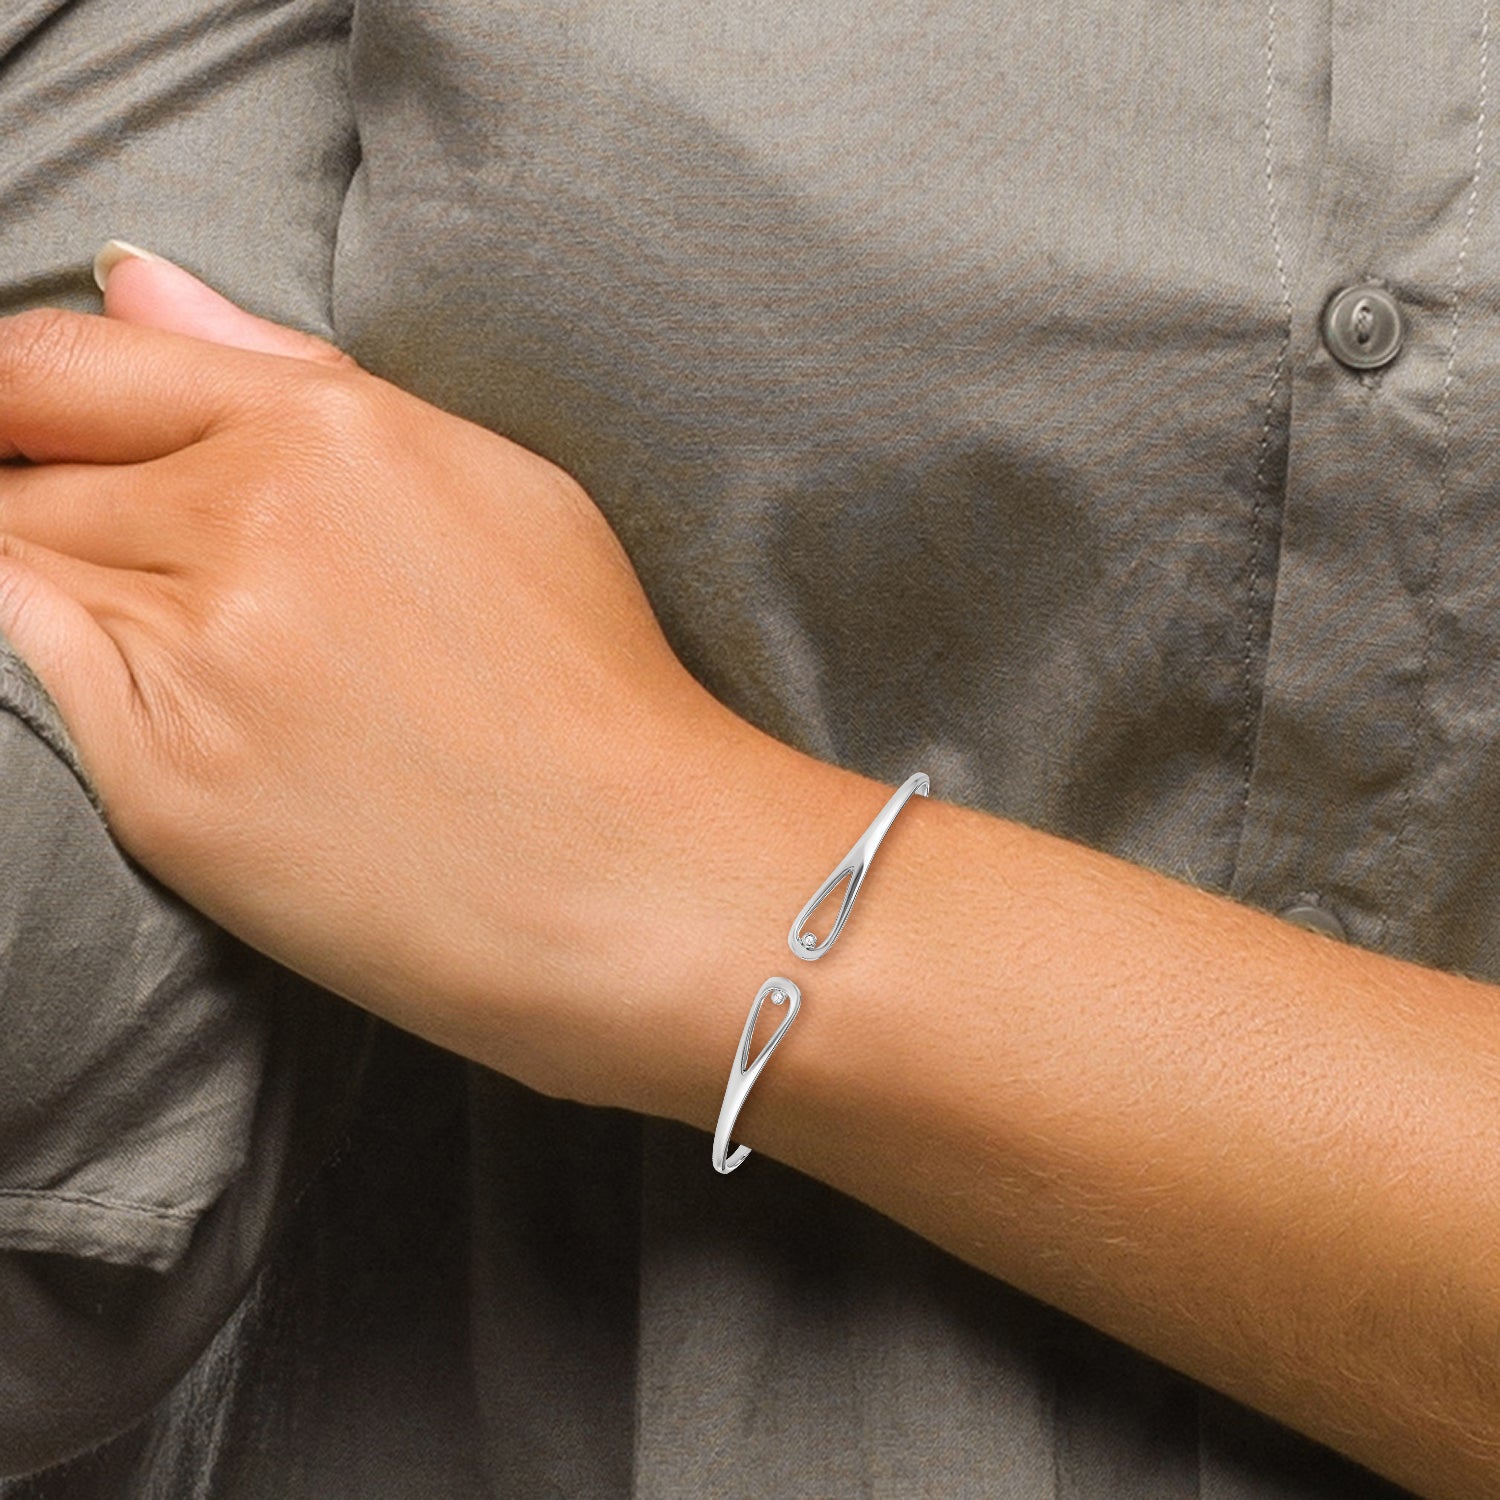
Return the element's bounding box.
[1279,902,1347,941]
[1321,284,1405,371]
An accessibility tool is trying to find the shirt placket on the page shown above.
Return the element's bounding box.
[1230,0,1496,969]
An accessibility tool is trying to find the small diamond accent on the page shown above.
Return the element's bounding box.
[801,933,818,950]
[769,988,787,1005]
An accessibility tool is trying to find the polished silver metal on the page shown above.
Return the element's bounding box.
[714,770,930,1174]
[712,977,802,1173]
[787,771,930,960]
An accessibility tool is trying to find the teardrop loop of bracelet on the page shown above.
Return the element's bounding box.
[787,771,930,961]
[712,977,802,1174]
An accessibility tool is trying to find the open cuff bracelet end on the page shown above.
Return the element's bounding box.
[712,771,929,1175]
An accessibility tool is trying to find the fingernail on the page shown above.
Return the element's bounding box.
[92,238,171,293]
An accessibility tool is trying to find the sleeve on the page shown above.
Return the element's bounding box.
[0,656,268,1278]
[0,643,374,1479]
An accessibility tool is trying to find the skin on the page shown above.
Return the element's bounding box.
[0,253,1497,1497]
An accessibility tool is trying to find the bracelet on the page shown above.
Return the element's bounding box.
[711,770,930,1174]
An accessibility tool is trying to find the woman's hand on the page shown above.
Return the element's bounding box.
[0,249,794,1110]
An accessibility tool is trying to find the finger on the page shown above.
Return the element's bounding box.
[96,241,352,368]
[0,305,325,464]
[0,530,151,622]
[0,459,180,573]
[0,541,144,788]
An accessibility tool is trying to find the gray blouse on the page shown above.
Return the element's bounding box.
[0,0,1477,1493]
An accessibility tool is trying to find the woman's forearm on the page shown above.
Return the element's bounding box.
[634,725,1500,1500]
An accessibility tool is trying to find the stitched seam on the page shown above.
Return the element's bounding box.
[0,1186,197,1224]
[1238,0,1295,859]
[1382,2,1489,951]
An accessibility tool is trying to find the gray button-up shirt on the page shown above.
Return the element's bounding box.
[1,0,1481,1494]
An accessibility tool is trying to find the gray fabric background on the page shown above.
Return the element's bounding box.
[2,0,1480,1492]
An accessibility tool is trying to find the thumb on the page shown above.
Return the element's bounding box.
[94,240,351,366]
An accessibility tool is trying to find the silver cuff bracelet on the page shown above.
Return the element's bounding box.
[711,771,930,1174]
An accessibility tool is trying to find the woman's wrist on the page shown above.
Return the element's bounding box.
[396,688,870,1115]
[614,724,907,1131]
[570,714,888,1128]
